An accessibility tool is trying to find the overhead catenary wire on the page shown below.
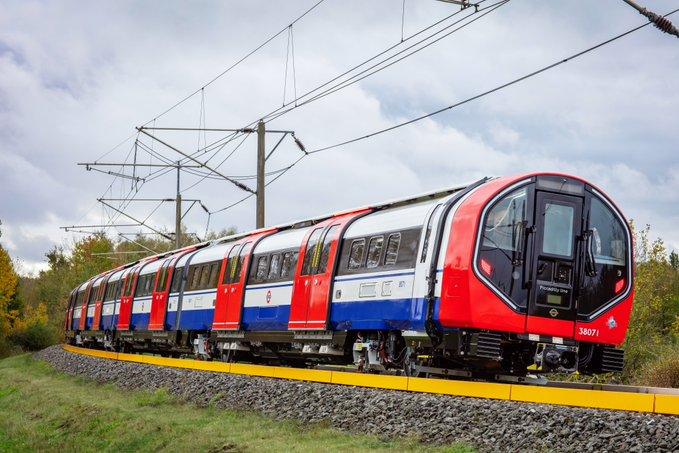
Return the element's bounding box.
[304,7,679,156]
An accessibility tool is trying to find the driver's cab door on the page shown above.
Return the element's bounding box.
[526,190,584,338]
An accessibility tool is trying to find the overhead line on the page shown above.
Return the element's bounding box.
[306,7,679,156]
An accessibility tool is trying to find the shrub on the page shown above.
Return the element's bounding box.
[635,348,679,388]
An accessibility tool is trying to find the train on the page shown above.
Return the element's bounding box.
[65,173,633,378]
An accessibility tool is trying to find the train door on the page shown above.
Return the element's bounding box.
[65,290,75,331]
[289,210,371,331]
[213,230,276,331]
[78,280,94,331]
[213,244,238,330]
[117,267,140,331]
[148,258,172,331]
[526,190,584,338]
[91,275,110,331]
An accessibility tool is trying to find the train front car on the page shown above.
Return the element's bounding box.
[431,173,633,377]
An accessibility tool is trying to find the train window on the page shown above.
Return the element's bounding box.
[207,262,220,289]
[579,196,629,316]
[224,245,240,284]
[348,239,365,269]
[280,251,298,279]
[170,267,184,293]
[88,285,99,304]
[156,263,169,293]
[233,243,252,283]
[255,256,269,281]
[317,225,340,275]
[366,236,384,269]
[268,254,281,280]
[199,264,211,289]
[385,233,401,266]
[477,186,530,308]
[147,274,156,296]
[542,203,574,258]
[135,276,145,297]
[302,228,324,275]
[420,205,441,263]
[483,188,527,252]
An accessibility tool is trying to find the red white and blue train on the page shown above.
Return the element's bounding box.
[65,173,633,377]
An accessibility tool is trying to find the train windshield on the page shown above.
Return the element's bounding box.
[578,196,629,317]
[477,181,630,319]
[478,186,530,308]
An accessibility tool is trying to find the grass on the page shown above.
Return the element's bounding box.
[0,354,474,453]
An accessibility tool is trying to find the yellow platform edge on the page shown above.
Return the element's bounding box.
[61,345,677,415]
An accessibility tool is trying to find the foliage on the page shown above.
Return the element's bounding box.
[1,225,236,355]
[623,222,679,385]
[0,224,20,357]
[636,348,679,388]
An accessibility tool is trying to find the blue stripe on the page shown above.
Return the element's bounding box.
[178,308,214,331]
[334,270,415,283]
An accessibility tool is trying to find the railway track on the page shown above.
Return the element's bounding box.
[62,344,679,415]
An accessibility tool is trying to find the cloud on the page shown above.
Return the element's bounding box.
[1,0,678,275]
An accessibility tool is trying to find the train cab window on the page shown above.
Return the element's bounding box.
[302,229,323,275]
[255,256,269,281]
[542,203,575,258]
[366,236,384,269]
[385,233,401,266]
[280,251,298,279]
[317,225,340,275]
[579,196,629,316]
[170,267,184,293]
[477,187,530,308]
[268,254,281,280]
[348,239,365,269]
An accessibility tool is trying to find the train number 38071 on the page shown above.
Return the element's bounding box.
[578,327,600,337]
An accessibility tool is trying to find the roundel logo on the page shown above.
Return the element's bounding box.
[549,308,558,318]
[266,290,272,304]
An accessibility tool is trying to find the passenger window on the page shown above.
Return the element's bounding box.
[268,254,281,280]
[207,262,220,289]
[302,229,323,275]
[199,264,211,289]
[225,245,240,284]
[421,205,441,263]
[385,233,401,266]
[135,276,146,297]
[234,243,252,283]
[170,267,184,293]
[281,251,298,279]
[317,225,340,275]
[366,236,384,268]
[88,285,99,304]
[256,256,269,281]
[348,239,365,269]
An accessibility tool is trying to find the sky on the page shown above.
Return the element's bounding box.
[0,0,677,275]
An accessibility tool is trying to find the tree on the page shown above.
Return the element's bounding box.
[670,251,679,270]
[0,221,20,355]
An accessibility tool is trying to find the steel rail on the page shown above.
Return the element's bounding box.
[62,345,678,416]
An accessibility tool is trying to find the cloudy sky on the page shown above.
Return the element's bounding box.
[1,0,677,274]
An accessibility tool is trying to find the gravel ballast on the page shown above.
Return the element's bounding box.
[35,345,679,452]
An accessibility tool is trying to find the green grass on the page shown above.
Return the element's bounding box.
[0,354,474,452]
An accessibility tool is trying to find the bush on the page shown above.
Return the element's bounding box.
[636,348,679,388]
[10,323,58,351]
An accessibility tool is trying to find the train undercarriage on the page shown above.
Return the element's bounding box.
[67,328,625,380]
